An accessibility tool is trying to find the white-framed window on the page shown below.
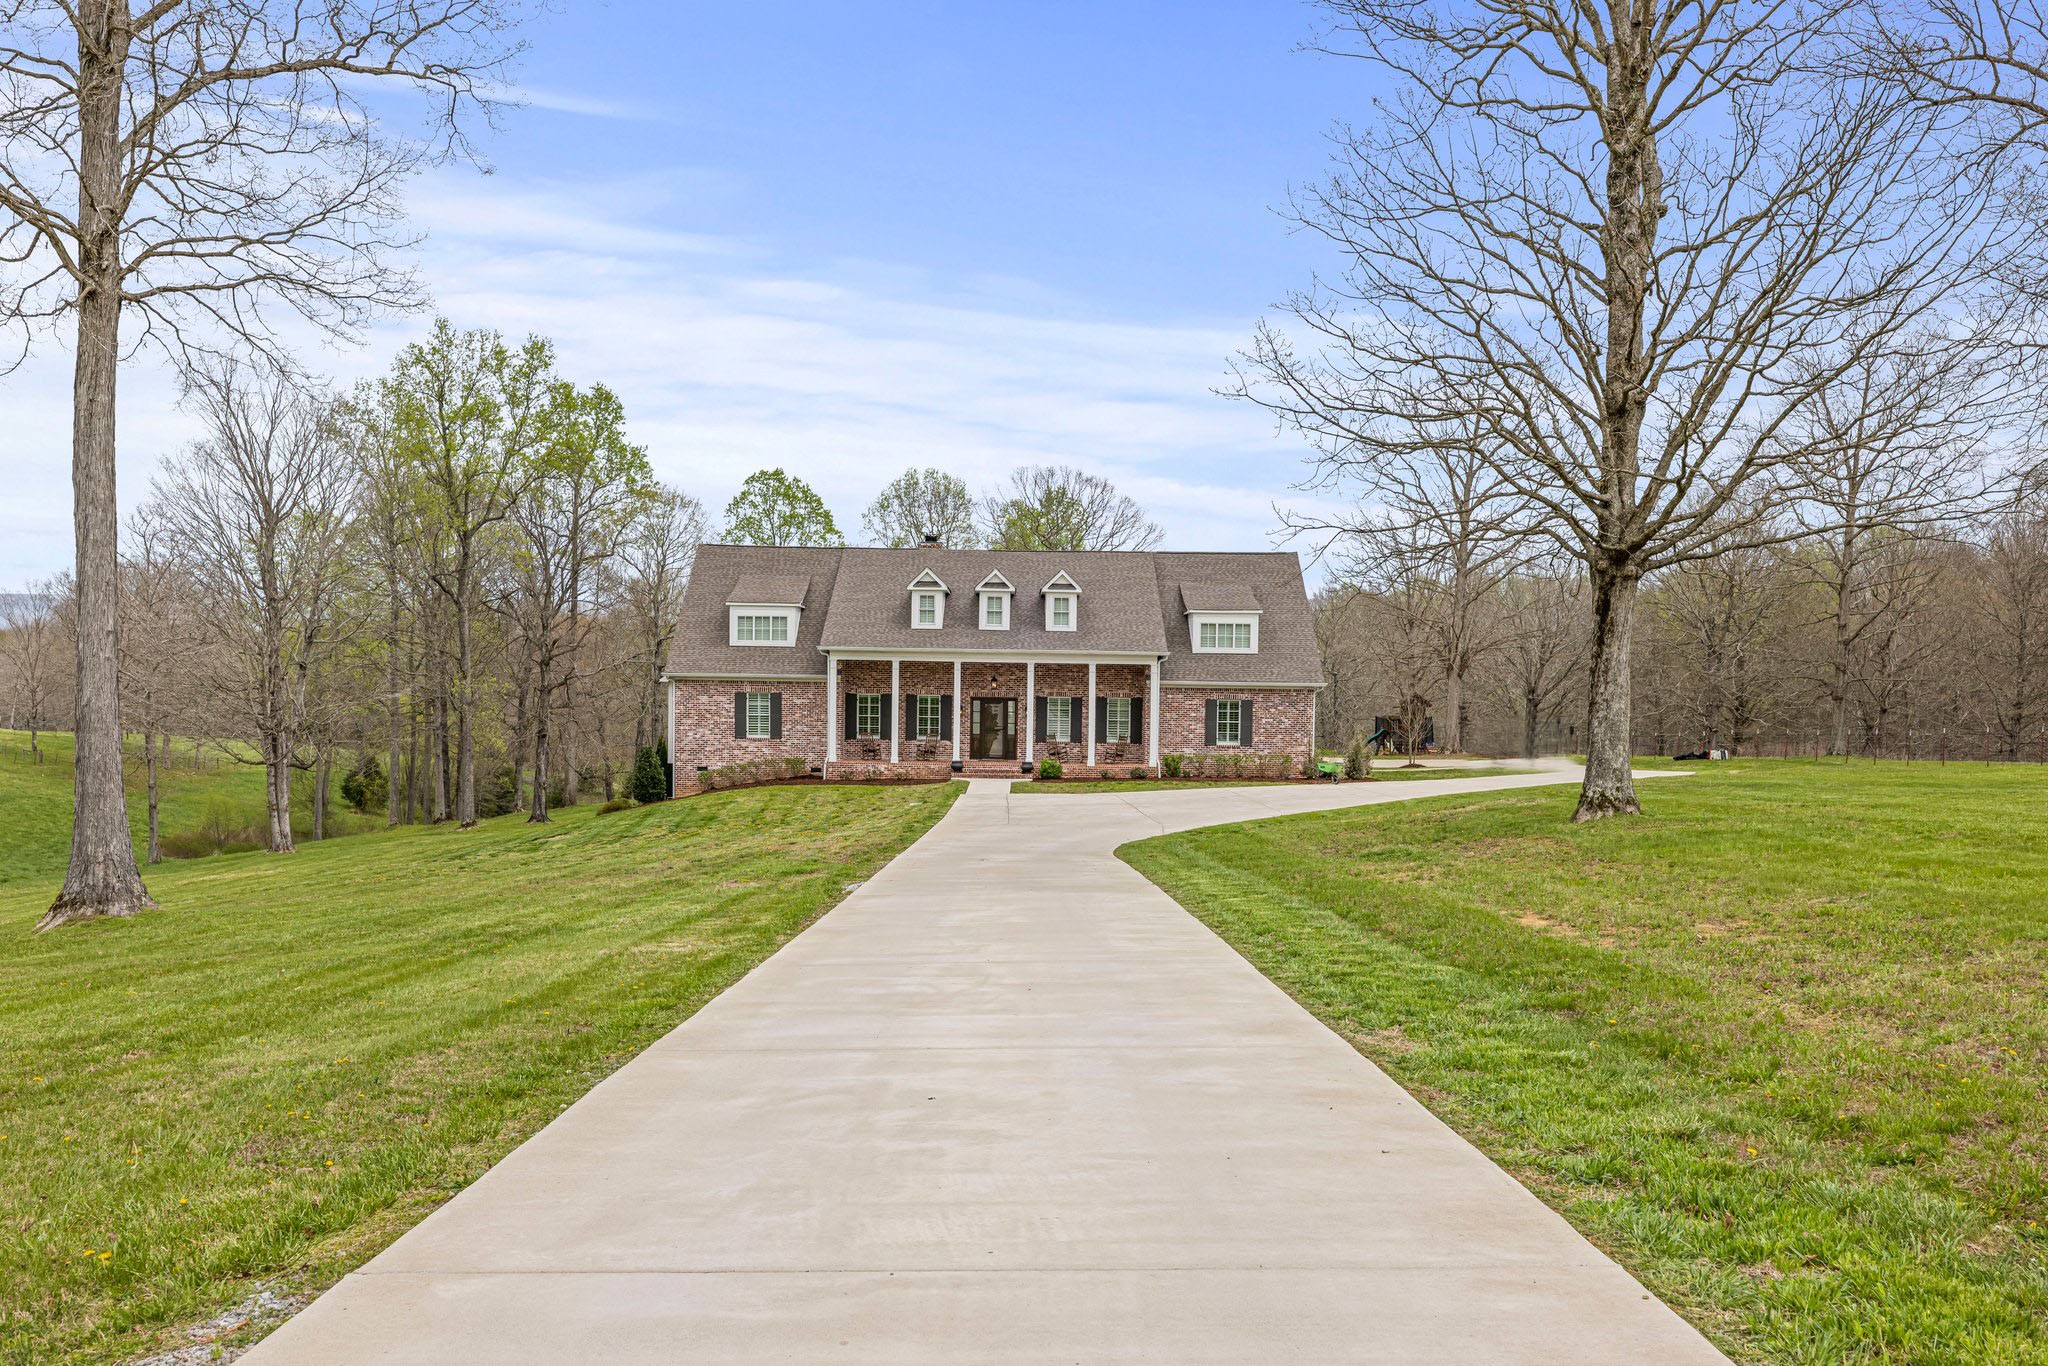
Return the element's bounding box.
[1193,615,1257,652]
[915,592,940,627]
[1047,593,1075,630]
[1106,696,1133,743]
[1045,696,1073,742]
[744,691,773,739]
[981,593,1009,629]
[729,608,795,645]
[1214,699,1243,746]
[916,694,942,738]
[856,693,882,738]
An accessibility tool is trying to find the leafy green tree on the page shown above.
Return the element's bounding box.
[862,467,978,547]
[722,469,844,546]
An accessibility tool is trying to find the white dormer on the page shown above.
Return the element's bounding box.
[726,573,808,647]
[1042,570,1080,632]
[976,569,1014,631]
[907,568,948,629]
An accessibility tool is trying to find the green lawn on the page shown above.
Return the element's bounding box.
[0,732,374,890]
[1122,760,2048,1363]
[0,760,961,1364]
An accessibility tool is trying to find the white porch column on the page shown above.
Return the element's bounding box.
[951,658,962,764]
[1086,661,1097,768]
[825,654,838,765]
[1024,660,1035,766]
[889,657,901,764]
[1148,658,1161,769]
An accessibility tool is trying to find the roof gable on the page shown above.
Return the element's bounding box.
[1041,570,1081,593]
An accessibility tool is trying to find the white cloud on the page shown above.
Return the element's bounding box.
[0,170,1322,584]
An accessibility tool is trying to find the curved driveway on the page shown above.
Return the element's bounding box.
[248,768,1721,1364]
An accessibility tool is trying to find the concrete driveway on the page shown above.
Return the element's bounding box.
[246,769,1721,1364]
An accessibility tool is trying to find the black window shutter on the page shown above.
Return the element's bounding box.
[1131,697,1143,742]
[1034,695,1049,742]
[1242,698,1255,745]
[940,694,953,741]
[733,692,746,739]
[881,693,893,740]
[768,692,783,740]
[1204,699,1218,745]
[904,693,918,738]
[1069,697,1083,742]
[1094,696,1108,742]
[844,693,857,740]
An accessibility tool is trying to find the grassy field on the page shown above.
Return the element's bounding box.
[0,732,374,890]
[1123,760,2048,1364]
[0,755,961,1364]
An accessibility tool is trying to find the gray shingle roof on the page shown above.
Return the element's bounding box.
[665,545,1324,687]
[1178,581,1263,614]
[726,573,811,606]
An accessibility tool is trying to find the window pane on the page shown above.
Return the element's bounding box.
[1052,596,1070,626]
[1107,696,1131,743]
[986,595,1004,626]
[746,691,771,738]
[1234,622,1250,649]
[772,615,788,641]
[1216,699,1240,745]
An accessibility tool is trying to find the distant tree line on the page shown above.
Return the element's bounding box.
[1314,475,2048,765]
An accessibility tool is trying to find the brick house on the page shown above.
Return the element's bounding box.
[662,542,1326,790]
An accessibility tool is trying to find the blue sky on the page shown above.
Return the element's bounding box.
[5,0,1364,581]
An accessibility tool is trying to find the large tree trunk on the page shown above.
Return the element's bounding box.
[266,733,296,853]
[312,747,329,841]
[1575,562,1641,821]
[1442,663,1464,754]
[454,565,478,827]
[144,722,161,865]
[42,9,154,929]
[386,573,403,827]
[528,656,551,823]
[1522,688,1541,761]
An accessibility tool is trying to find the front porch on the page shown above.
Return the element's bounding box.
[823,652,1162,780]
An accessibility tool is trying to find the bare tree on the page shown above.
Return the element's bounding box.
[982,464,1164,551]
[1780,345,2007,754]
[2,0,523,927]
[620,485,708,755]
[120,506,204,861]
[864,467,979,548]
[1969,495,2048,758]
[150,359,355,853]
[1238,0,2016,819]
[1487,564,1588,760]
[0,582,66,762]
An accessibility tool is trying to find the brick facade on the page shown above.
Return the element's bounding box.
[671,678,828,795]
[1159,686,1315,771]
[672,669,1317,793]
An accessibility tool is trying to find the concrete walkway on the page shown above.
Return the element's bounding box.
[248,769,1721,1364]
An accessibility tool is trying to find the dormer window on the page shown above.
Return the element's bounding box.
[976,569,1014,632]
[1041,570,1080,632]
[907,568,948,629]
[725,573,808,647]
[1191,613,1259,652]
